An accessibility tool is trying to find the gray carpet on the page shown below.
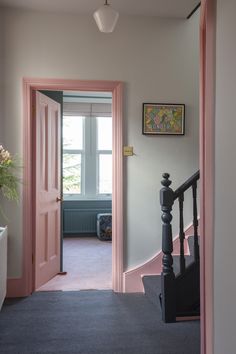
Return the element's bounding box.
[0,291,200,354]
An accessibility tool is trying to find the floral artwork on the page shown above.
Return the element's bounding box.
[142,104,185,135]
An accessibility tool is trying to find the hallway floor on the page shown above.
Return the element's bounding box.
[0,291,200,354]
[37,237,112,291]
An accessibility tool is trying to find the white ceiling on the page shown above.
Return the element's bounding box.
[0,0,200,18]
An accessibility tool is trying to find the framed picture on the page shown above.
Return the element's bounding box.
[142,103,185,135]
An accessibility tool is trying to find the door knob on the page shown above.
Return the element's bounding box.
[56,197,63,202]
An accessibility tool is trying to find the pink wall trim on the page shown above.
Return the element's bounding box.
[123,224,194,293]
[112,83,124,292]
[7,78,123,297]
[200,1,215,353]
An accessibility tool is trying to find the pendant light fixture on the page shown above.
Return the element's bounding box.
[93,0,119,33]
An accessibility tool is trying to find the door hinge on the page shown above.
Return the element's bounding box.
[32,253,34,264]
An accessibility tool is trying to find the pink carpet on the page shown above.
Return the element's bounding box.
[37,237,112,291]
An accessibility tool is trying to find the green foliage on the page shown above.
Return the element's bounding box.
[0,145,21,203]
[63,153,81,193]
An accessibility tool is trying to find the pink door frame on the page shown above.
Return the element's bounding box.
[200,1,215,353]
[9,78,123,296]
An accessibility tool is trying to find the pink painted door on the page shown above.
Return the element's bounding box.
[34,91,61,289]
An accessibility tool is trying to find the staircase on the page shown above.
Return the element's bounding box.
[143,171,200,323]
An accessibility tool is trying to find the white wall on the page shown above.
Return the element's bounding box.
[0,9,4,142]
[214,1,236,353]
[1,8,199,277]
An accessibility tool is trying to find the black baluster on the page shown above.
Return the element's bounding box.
[179,193,186,274]
[160,173,176,322]
[192,181,199,262]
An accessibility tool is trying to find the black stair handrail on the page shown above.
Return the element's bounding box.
[160,170,200,323]
[174,170,200,200]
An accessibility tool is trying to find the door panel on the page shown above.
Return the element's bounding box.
[38,212,48,267]
[34,91,61,289]
[40,90,64,272]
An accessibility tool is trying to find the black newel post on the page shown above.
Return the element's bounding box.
[160,173,176,323]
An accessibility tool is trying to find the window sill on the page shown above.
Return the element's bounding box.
[63,195,112,202]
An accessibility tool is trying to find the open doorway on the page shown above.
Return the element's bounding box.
[21,78,123,295]
[36,90,113,291]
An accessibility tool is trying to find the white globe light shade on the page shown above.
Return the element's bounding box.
[93,4,119,33]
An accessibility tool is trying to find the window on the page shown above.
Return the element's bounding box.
[98,154,112,194]
[62,114,112,199]
[97,117,112,194]
[63,116,84,194]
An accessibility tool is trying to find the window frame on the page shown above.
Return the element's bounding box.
[63,114,112,201]
[96,116,112,197]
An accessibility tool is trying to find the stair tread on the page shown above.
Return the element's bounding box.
[143,274,161,291]
[172,254,194,275]
[187,235,200,256]
[142,275,161,311]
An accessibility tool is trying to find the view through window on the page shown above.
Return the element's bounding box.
[63,114,112,199]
